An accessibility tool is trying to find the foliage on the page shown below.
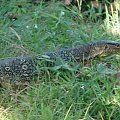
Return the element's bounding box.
[0,0,120,120]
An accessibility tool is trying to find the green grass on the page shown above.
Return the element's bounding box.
[0,0,120,120]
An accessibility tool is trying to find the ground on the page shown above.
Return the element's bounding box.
[0,0,120,120]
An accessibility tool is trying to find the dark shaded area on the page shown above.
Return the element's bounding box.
[65,0,119,18]
[29,0,119,20]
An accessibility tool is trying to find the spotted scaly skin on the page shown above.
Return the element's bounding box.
[45,40,120,61]
[0,56,37,81]
[0,40,120,81]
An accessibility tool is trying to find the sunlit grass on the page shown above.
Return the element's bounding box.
[0,106,17,120]
[104,3,120,35]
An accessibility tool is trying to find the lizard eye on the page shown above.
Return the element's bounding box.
[105,45,109,49]
[116,44,120,48]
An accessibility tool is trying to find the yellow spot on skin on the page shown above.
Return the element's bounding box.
[22,65,28,70]
[5,67,10,71]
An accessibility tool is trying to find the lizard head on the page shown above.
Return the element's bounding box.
[88,40,120,58]
[95,40,120,56]
[101,40,120,55]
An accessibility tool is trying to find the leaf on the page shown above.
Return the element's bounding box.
[97,63,117,75]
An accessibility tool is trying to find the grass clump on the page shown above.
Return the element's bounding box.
[0,0,120,120]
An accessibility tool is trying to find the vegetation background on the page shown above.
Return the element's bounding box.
[0,0,120,120]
